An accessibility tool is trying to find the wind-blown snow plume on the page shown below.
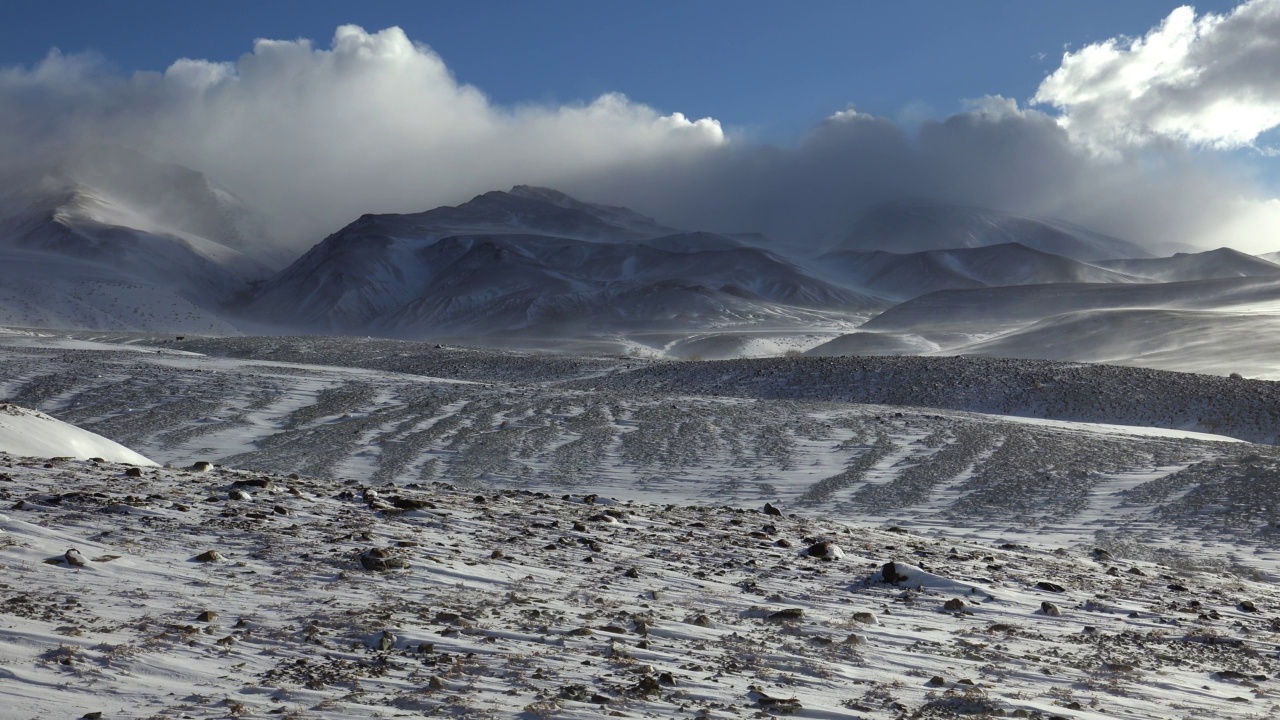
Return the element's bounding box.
[2,18,1278,254]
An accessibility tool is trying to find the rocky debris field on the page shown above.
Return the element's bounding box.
[4,456,1280,720]
[4,333,1280,576]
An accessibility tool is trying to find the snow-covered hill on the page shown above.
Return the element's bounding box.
[1094,247,1280,282]
[0,402,155,465]
[833,198,1152,261]
[951,309,1280,379]
[817,242,1143,301]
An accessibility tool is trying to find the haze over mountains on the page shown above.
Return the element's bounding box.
[1,152,1278,377]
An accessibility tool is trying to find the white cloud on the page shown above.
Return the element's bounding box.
[1034,0,1280,151]
[0,25,725,243]
[1,22,1278,255]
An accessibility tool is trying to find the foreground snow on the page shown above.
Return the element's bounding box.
[2,458,1278,720]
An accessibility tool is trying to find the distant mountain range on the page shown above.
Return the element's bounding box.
[832,198,1153,261]
[1,151,1278,377]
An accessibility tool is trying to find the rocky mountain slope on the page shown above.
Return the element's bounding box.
[245,188,880,338]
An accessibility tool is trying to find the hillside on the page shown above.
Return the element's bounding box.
[2,331,1280,719]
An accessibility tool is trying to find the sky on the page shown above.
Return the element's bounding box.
[0,0,1248,138]
[1,0,1279,253]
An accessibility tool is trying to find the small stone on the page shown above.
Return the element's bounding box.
[193,550,223,563]
[623,567,640,578]
[491,549,504,560]
[1041,601,1062,617]
[692,614,713,627]
[763,502,782,516]
[851,611,877,624]
[767,608,805,621]
[189,461,213,472]
[1035,581,1065,593]
[64,548,86,567]
[378,630,396,651]
[124,467,143,478]
[943,598,966,612]
[228,489,251,501]
[197,610,218,622]
[805,541,844,561]
[928,675,946,686]
[1240,600,1260,613]
[881,561,905,584]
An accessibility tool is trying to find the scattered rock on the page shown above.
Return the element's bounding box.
[943,598,966,612]
[881,561,905,584]
[197,610,218,622]
[63,548,86,567]
[189,461,213,472]
[763,502,782,516]
[805,541,844,561]
[228,489,251,501]
[748,686,802,713]
[1035,581,1065,593]
[1239,600,1260,613]
[193,550,223,563]
[124,467,143,478]
[1040,601,1062,617]
[377,630,396,651]
[360,548,407,571]
[767,608,805,621]
[851,612,877,624]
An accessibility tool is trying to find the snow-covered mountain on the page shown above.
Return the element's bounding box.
[1093,247,1280,282]
[817,241,1143,301]
[834,198,1152,261]
[0,147,278,332]
[247,188,881,339]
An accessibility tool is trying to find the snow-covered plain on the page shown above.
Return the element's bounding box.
[3,331,1280,718]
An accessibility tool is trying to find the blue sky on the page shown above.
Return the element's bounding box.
[0,0,1245,139]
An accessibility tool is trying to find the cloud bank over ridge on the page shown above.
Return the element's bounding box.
[1,12,1279,254]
